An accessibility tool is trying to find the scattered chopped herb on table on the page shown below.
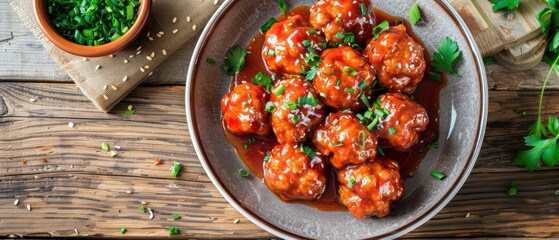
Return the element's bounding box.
[173,213,181,220]
[430,171,446,180]
[123,109,136,116]
[170,162,182,178]
[409,4,422,24]
[120,227,127,234]
[489,0,520,12]
[45,0,140,46]
[101,142,109,152]
[508,183,518,196]
[169,227,180,236]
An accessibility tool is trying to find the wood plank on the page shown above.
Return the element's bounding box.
[0,0,193,84]
[486,62,559,91]
[3,82,559,237]
[494,39,546,71]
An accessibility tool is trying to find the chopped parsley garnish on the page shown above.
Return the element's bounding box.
[388,127,396,136]
[206,58,216,65]
[169,227,180,236]
[277,0,287,14]
[348,178,357,188]
[239,168,250,177]
[139,205,146,212]
[45,0,140,46]
[305,67,319,81]
[265,102,277,113]
[342,66,358,76]
[170,162,182,178]
[360,3,367,17]
[508,183,518,196]
[431,37,462,77]
[300,145,316,158]
[101,142,109,152]
[252,71,272,91]
[222,45,248,76]
[284,100,299,110]
[304,54,321,67]
[430,171,446,180]
[409,4,422,24]
[291,115,300,123]
[372,20,389,41]
[260,18,277,32]
[273,85,286,96]
[489,0,520,12]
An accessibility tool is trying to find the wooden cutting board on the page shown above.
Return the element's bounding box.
[449,0,548,69]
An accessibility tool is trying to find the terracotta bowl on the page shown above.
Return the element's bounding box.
[186,0,488,238]
[33,0,151,58]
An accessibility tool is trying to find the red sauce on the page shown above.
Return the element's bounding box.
[223,6,446,211]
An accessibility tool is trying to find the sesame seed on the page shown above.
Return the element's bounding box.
[187,16,191,22]
[122,76,128,82]
[128,105,133,111]
[233,219,240,224]
[172,17,177,23]
[68,122,75,128]
[156,33,162,38]
[126,190,133,194]
[83,57,88,61]
[136,50,142,55]
[192,25,197,31]
[158,31,164,35]
[140,67,145,72]
[214,0,218,5]
[162,49,167,55]
[26,204,31,211]
[111,85,118,91]
[141,201,148,205]
[173,29,178,34]
[146,32,151,37]
[148,72,153,76]
[148,37,154,41]
[124,59,129,64]
[109,54,114,58]
[74,229,79,235]
[144,65,150,69]
[95,65,101,70]
[466,212,470,218]
[103,85,108,90]
[14,199,19,206]
[103,95,109,100]
[29,98,36,102]
[146,56,152,61]
[136,46,142,51]
[151,52,155,58]
[129,55,134,58]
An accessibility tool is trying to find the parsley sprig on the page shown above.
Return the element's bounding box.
[489,0,520,12]
[431,37,462,77]
[222,45,248,76]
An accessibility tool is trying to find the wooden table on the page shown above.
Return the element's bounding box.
[3,1,559,238]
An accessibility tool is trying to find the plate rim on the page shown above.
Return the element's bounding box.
[185,0,488,238]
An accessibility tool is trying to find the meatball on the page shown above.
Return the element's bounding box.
[263,15,325,75]
[364,24,426,93]
[270,78,326,144]
[312,112,377,169]
[338,158,404,218]
[310,0,376,46]
[221,83,271,136]
[313,46,376,111]
[374,93,428,150]
[264,144,327,201]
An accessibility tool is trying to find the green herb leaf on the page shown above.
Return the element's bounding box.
[431,37,462,77]
[239,168,250,177]
[489,0,520,12]
[173,213,181,220]
[170,162,182,178]
[101,142,109,152]
[429,72,442,82]
[260,18,277,32]
[409,4,422,24]
[121,228,127,234]
[123,109,136,116]
[507,183,517,196]
[169,227,180,236]
[139,205,146,213]
[430,171,446,180]
[300,145,316,158]
[206,58,216,65]
[252,72,272,91]
[555,189,559,196]
[222,45,248,76]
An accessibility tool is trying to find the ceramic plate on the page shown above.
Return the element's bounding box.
[186,0,488,238]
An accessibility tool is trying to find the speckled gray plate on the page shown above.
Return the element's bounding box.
[186,0,488,239]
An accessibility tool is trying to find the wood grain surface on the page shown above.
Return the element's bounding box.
[2,82,559,238]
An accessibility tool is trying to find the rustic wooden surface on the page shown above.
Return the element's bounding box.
[4,0,559,238]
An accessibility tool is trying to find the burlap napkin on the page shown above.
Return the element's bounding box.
[10,0,221,112]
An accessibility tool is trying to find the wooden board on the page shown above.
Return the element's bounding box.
[449,0,547,57]
[3,82,559,238]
